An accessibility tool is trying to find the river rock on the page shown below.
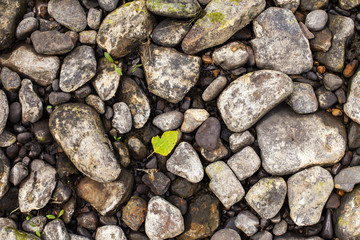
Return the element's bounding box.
[49,103,121,182]
[286,82,318,114]
[181,109,209,133]
[213,41,249,70]
[181,0,265,54]
[112,102,132,134]
[305,10,328,32]
[348,121,360,149]
[0,44,60,86]
[235,210,259,236]
[0,91,8,135]
[339,0,360,10]
[0,67,21,92]
[147,0,201,18]
[273,0,300,12]
[151,19,190,47]
[43,220,69,240]
[229,131,255,153]
[195,117,221,151]
[76,170,133,215]
[251,7,313,74]
[18,160,57,212]
[0,130,16,147]
[87,8,102,30]
[202,76,227,102]
[152,111,184,131]
[9,162,28,186]
[287,166,334,226]
[31,30,74,55]
[211,229,241,240]
[0,150,10,200]
[98,0,119,11]
[15,17,38,40]
[310,27,332,52]
[97,1,156,58]
[140,44,201,103]
[59,46,97,92]
[95,226,126,240]
[0,227,40,240]
[344,69,360,124]
[334,166,360,192]
[218,70,293,132]
[227,146,261,181]
[256,104,346,175]
[300,0,328,11]
[122,197,147,231]
[19,79,43,124]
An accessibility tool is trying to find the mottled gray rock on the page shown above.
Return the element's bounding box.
[339,0,360,10]
[211,229,241,240]
[98,0,119,11]
[316,87,337,109]
[0,67,21,92]
[300,0,328,11]
[49,103,121,182]
[85,94,105,114]
[0,150,10,200]
[18,160,57,212]
[49,92,72,106]
[145,196,184,239]
[16,17,38,40]
[344,69,360,124]
[19,79,43,124]
[323,73,343,91]
[0,91,8,135]
[0,44,60,86]
[310,27,332,52]
[251,8,313,74]
[228,146,261,181]
[288,166,334,226]
[305,10,328,31]
[48,0,87,32]
[43,220,69,240]
[79,30,97,45]
[147,0,201,18]
[76,170,133,215]
[59,46,96,92]
[112,102,132,134]
[9,162,28,186]
[182,0,265,54]
[273,220,288,236]
[202,76,227,102]
[252,231,273,240]
[315,15,354,72]
[166,142,204,183]
[31,30,74,55]
[140,44,200,103]
[153,111,184,131]
[256,105,346,175]
[229,131,255,153]
[52,181,72,204]
[39,19,61,31]
[200,139,228,162]
[87,8,102,30]
[97,1,156,58]
[348,121,360,149]
[119,77,150,129]
[0,218,16,231]
[0,130,16,147]
[196,117,221,151]
[152,19,190,47]
[212,41,249,70]
[0,227,40,240]
[246,177,287,219]
[273,0,300,12]
[206,161,245,209]
[235,210,259,236]
[286,82,318,114]
[95,226,126,240]
[181,109,209,133]
[334,166,360,192]
[218,70,293,132]
[69,234,90,240]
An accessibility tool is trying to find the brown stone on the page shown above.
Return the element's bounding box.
[310,28,332,52]
[343,59,359,78]
[122,196,147,231]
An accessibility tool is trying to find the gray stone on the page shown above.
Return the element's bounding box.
[315,15,354,72]
[299,22,315,40]
[39,19,61,31]
[97,1,156,58]
[273,0,300,12]
[286,82,318,114]
[145,196,184,239]
[79,30,97,45]
[218,70,293,132]
[9,162,28,186]
[300,0,328,11]
[112,102,132,134]
[43,220,69,240]
[31,30,74,55]
[305,10,328,31]
[0,44,60,86]
[348,121,360,149]
[76,170,133,215]
[202,76,227,102]
[252,231,273,240]
[182,0,265,54]
[147,0,201,18]
[227,146,261,181]
[205,161,245,209]
[1,67,21,92]
[0,227,40,240]
[181,109,209,133]
[245,177,287,219]
[98,0,119,11]
[212,41,249,70]
[59,46,96,92]
[85,94,105,114]
[81,0,99,8]
[16,17,38,40]
[195,117,221,151]
[229,131,255,153]
[153,111,184,131]
[0,130,16,147]
[273,220,288,236]
[200,139,228,162]
[87,8,102,30]
[18,160,57,212]
[251,8,313,74]
[69,234,90,240]
[127,136,147,161]
[166,142,204,183]
[49,103,121,182]
[0,218,16,231]
[0,150,10,200]
[95,226,125,240]
[339,0,360,10]
[48,0,87,32]
[316,87,337,109]
[235,210,259,236]
[323,73,343,91]
[52,181,72,204]
[49,92,72,106]
[113,141,130,168]
[344,69,360,124]
[256,105,346,175]
[334,166,360,192]
[140,44,201,103]
[152,19,190,47]
[0,90,8,135]
[19,79,43,124]
[275,233,324,240]
[287,166,334,226]
[210,229,241,240]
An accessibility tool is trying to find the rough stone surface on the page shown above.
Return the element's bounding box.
[202,76,227,102]
[310,27,332,52]
[112,102,132,134]
[0,227,40,240]
[153,111,184,131]
[273,0,300,12]
[218,70,293,132]
[339,0,360,10]
[49,103,121,182]
[18,160,57,212]
[166,142,204,183]
[334,166,360,192]
[95,226,126,240]
[229,131,255,153]
[235,210,259,236]
[182,0,266,54]
[251,8,313,74]
[348,121,360,149]
[0,44,60,86]
[85,94,105,114]
[0,150,10,200]
[98,0,119,11]
[245,177,287,219]
[210,229,241,240]
[152,19,190,47]
[227,146,261,181]
[212,41,249,70]
[9,162,28,186]
[87,8,102,30]
[181,109,209,133]
[344,69,360,124]
[146,0,201,18]
[0,90,8,135]
[122,196,147,231]
[287,166,334,226]
[43,220,69,240]
[256,105,346,175]
[31,30,74,55]
[305,10,328,31]
[16,17,38,40]
[200,139,228,162]
[0,130,16,147]
[79,30,97,45]
[323,73,343,91]
[1,67,21,92]
[19,79,43,124]
[286,82,318,114]
[140,44,201,103]
[300,0,329,11]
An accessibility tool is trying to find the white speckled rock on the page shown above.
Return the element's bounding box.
[19,79,43,124]
[344,69,360,124]
[305,10,328,31]
[181,109,209,133]
[210,229,241,240]
[286,82,318,114]
[146,0,201,18]
[229,131,255,153]
[112,102,132,134]
[95,226,126,240]
[43,220,69,240]
[153,111,184,131]
[212,41,249,70]
[235,210,259,236]
[273,0,300,12]
[202,76,227,102]
[0,90,8,135]
[334,166,360,192]
[227,146,260,181]
[0,150,10,200]
[339,0,360,10]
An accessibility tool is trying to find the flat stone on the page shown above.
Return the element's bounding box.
[87,8,102,30]
[181,0,265,54]
[339,0,360,10]
[256,104,346,175]
[19,79,43,124]
[228,146,261,181]
[286,82,318,114]
[98,0,119,11]
[152,19,190,47]
[112,102,132,134]
[85,94,105,114]
[0,67,21,92]
[310,27,332,52]
[251,7,313,74]
[202,76,227,102]
[95,226,126,240]
[305,10,328,31]
[218,70,293,132]
[76,170,133,215]
[205,161,245,209]
[0,44,60,86]
[0,91,8,135]
[200,139,228,162]
[15,17,38,40]
[59,45,97,92]
[152,111,184,131]
[235,210,259,236]
[142,171,170,195]
[140,44,201,103]
[229,131,255,153]
[315,15,354,72]
[316,87,337,109]
[0,150,10,200]
[166,142,204,183]
[122,196,147,231]
[273,0,300,12]
[181,109,209,133]
[49,92,72,106]
[147,0,201,18]
[299,22,314,40]
[334,166,360,192]
[245,177,287,219]
[0,130,16,147]
[348,121,360,149]
[287,166,334,226]
[145,196,184,239]
[210,229,241,240]
[31,30,74,55]
[18,160,57,212]
[97,1,156,58]
[344,69,360,124]
[49,103,121,182]
[48,0,87,32]
[300,0,328,11]
[195,117,221,151]
[212,41,249,70]
[43,220,69,240]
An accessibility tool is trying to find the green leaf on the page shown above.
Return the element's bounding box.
[36,228,41,237]
[114,65,123,76]
[58,209,64,218]
[46,215,56,220]
[30,223,35,227]
[104,52,114,63]
[151,131,178,156]
[46,105,53,109]
[26,216,31,221]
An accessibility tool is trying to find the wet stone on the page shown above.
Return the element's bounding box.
[142,171,170,195]
[0,67,21,92]
[181,109,209,133]
[170,177,199,198]
[77,212,98,231]
[31,30,75,55]
[212,41,249,70]
[273,0,300,12]
[273,220,288,236]
[87,8,102,30]
[0,130,16,147]
[151,19,190,47]
[323,73,343,91]
[228,146,261,181]
[200,139,228,162]
[286,82,318,114]
[344,69,360,124]
[122,197,147,231]
[152,111,184,132]
[85,94,105,114]
[95,225,126,240]
[147,0,201,18]
[310,27,332,52]
[195,117,221,151]
[49,92,72,106]
[316,87,337,109]
[19,79,43,124]
[210,229,241,240]
[202,76,227,102]
[235,210,259,236]
[0,150,10,200]
[112,102,132,134]
[334,166,360,192]
[305,10,328,31]
[9,162,28,186]
[43,220,69,240]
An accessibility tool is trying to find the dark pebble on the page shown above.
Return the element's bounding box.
[104,106,113,120]
[77,211,98,231]
[128,232,149,240]
[320,209,333,239]
[17,132,32,144]
[331,163,342,175]
[341,151,352,166]
[49,92,71,105]
[306,71,318,81]
[135,184,149,195]
[6,145,19,159]
[74,85,91,99]
[43,153,56,165]
[304,223,322,236]
[335,88,346,104]
[168,195,188,215]
[18,146,28,157]
[316,87,337,109]
[350,153,360,166]
[195,117,221,151]
[76,226,92,239]
[99,215,118,225]
[325,192,341,209]
[8,102,22,124]
[170,177,199,198]
[52,79,60,91]
[141,172,171,195]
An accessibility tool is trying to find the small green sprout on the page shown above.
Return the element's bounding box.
[46,209,64,221]
[132,63,142,73]
[26,213,42,237]
[46,105,53,109]
[114,136,122,141]
[104,52,123,76]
